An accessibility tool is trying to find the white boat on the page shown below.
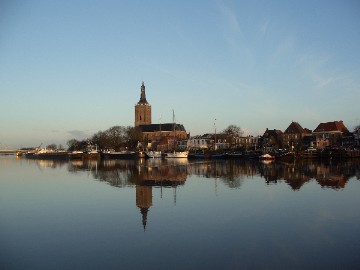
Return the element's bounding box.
[101,150,137,159]
[165,150,189,158]
[165,110,189,159]
[146,151,162,158]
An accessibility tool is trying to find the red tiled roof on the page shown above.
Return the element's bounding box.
[313,121,349,133]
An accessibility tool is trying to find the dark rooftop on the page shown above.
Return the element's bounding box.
[139,123,186,133]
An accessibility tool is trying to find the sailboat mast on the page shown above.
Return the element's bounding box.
[173,109,176,150]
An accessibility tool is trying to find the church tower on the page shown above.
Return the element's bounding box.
[135,82,152,127]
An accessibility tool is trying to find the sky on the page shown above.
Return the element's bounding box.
[1,0,360,149]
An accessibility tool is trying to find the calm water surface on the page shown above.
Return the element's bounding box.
[1,155,360,270]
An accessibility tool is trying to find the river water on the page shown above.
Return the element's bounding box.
[1,155,359,270]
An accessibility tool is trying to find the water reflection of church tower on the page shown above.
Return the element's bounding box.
[135,82,151,127]
[136,185,152,231]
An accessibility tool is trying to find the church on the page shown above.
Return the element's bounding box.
[135,82,189,150]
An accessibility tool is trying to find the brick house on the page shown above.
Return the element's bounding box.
[261,128,283,152]
[312,120,350,149]
[282,121,312,150]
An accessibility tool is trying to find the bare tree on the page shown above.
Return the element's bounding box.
[222,125,244,149]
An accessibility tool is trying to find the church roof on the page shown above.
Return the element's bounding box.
[139,123,186,133]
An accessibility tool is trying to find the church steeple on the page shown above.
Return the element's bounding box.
[138,81,148,104]
[135,81,151,126]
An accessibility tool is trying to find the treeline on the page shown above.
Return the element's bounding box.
[67,126,142,151]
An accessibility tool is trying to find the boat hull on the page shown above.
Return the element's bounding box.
[165,151,189,158]
[101,151,137,159]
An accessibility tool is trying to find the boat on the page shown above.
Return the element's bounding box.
[68,151,84,159]
[211,152,227,159]
[226,152,243,158]
[146,150,162,158]
[24,148,68,160]
[165,150,189,158]
[101,150,137,159]
[165,110,189,159]
[188,153,206,159]
[259,153,275,160]
[188,151,226,159]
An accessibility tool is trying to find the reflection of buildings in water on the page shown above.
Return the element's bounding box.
[34,159,67,169]
[36,159,55,169]
[93,160,139,187]
[258,159,360,190]
[137,163,187,185]
[68,159,99,173]
[259,161,280,184]
[282,163,312,190]
[28,158,360,191]
[186,160,258,188]
[314,163,349,189]
[28,157,360,229]
[136,185,152,231]
[135,161,187,230]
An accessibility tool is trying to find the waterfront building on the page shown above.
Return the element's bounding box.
[134,82,189,149]
[236,136,260,151]
[313,120,350,149]
[187,137,210,150]
[261,128,283,151]
[354,126,360,148]
[282,121,312,150]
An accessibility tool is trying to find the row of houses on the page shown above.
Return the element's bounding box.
[184,120,359,152]
[134,83,359,152]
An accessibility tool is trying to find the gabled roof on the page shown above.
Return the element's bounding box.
[313,121,349,133]
[139,123,186,133]
[264,129,283,136]
[284,122,306,134]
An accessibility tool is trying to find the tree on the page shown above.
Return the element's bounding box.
[91,131,109,149]
[223,125,244,137]
[67,139,87,151]
[46,144,57,150]
[90,126,130,150]
[67,139,79,151]
[125,126,142,149]
[222,125,244,149]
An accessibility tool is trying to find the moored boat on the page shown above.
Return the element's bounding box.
[146,151,162,158]
[25,148,69,160]
[165,150,189,158]
[226,152,243,158]
[68,151,84,159]
[101,150,137,159]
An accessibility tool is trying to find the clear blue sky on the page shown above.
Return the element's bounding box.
[1,0,359,148]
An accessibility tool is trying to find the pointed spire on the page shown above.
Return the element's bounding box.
[140,207,149,231]
[138,81,148,104]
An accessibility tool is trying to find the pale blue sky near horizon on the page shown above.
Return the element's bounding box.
[1,0,359,148]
